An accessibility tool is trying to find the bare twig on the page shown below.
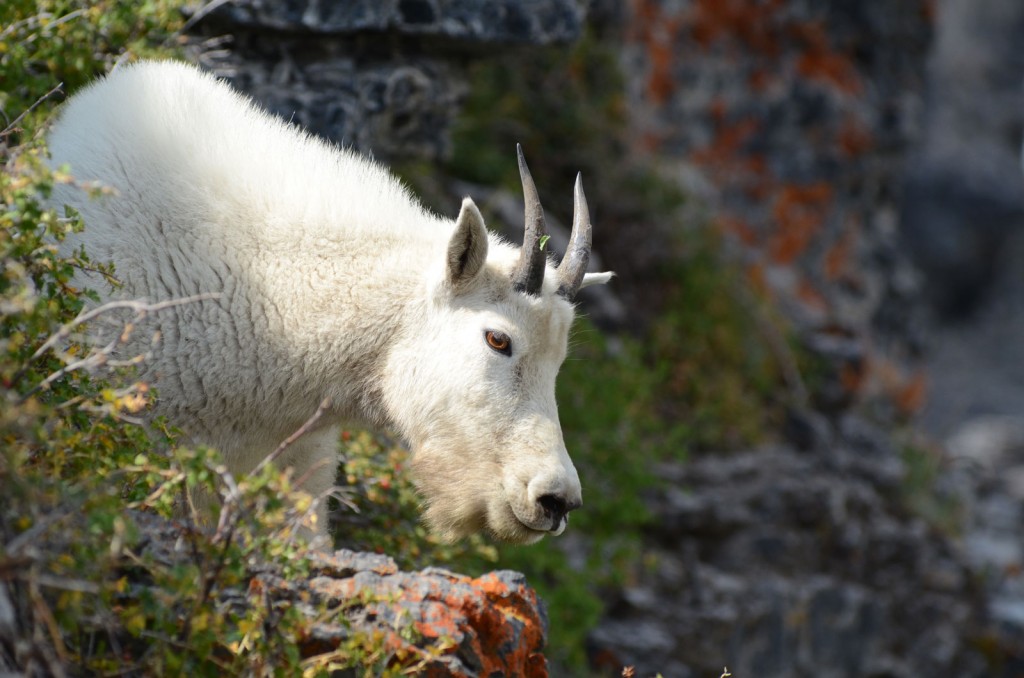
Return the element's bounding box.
[212,464,241,543]
[0,9,85,42]
[25,573,100,594]
[29,575,69,668]
[13,294,219,403]
[5,511,72,555]
[168,0,233,43]
[249,398,332,479]
[0,82,64,139]
[26,294,218,366]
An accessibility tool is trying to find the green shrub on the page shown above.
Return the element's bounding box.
[0,4,414,675]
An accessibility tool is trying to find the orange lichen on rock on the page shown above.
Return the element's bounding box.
[630,0,685,105]
[769,183,833,265]
[692,117,761,172]
[691,0,784,55]
[822,221,858,282]
[838,115,874,156]
[791,21,864,95]
[295,551,549,676]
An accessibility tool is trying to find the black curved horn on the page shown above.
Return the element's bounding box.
[557,172,592,300]
[510,144,548,296]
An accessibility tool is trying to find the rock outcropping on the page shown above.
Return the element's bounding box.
[301,551,548,677]
[618,0,933,413]
[588,413,987,677]
[131,511,549,677]
[192,0,583,160]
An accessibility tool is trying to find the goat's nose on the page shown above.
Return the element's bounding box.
[538,493,582,528]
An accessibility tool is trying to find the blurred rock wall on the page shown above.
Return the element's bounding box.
[618,0,934,417]
[583,2,1005,676]
[902,0,1024,438]
[193,0,583,160]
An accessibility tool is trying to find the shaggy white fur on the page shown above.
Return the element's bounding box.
[47,60,611,544]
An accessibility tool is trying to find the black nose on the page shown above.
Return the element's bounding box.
[538,494,582,526]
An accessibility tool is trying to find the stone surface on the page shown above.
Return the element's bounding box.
[205,0,583,44]
[901,0,1024,319]
[129,515,550,677]
[901,0,1024,445]
[618,0,933,413]
[190,0,584,161]
[300,551,549,677]
[587,417,988,677]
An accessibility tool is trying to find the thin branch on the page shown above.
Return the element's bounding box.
[169,0,234,43]
[0,82,64,139]
[25,573,100,594]
[27,294,219,366]
[13,294,219,400]
[212,464,241,543]
[249,397,332,479]
[28,575,70,669]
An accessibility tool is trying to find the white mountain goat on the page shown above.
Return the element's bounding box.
[46,60,612,544]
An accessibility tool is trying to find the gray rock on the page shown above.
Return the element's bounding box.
[205,0,584,45]
[589,437,987,677]
[189,0,585,162]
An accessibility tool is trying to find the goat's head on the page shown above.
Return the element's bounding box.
[381,146,613,544]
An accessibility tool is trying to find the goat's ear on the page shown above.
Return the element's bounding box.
[446,197,489,286]
[581,271,615,288]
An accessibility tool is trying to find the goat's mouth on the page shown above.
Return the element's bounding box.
[507,502,568,540]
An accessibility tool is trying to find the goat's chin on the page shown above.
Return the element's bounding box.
[410,452,548,545]
[422,503,548,545]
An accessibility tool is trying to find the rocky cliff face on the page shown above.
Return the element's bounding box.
[584,1,1024,675]
[617,0,933,417]
[192,0,583,160]
[588,413,987,677]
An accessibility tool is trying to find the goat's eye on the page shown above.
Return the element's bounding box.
[484,330,512,356]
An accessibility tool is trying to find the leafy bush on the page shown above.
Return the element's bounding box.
[0,4,439,675]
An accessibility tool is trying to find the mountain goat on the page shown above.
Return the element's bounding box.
[46,60,612,545]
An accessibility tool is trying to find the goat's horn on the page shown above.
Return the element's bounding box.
[510,144,548,296]
[557,172,592,300]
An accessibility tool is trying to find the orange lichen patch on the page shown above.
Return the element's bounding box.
[474,573,548,678]
[872,359,928,417]
[709,96,728,123]
[413,601,462,640]
[640,130,665,152]
[738,155,775,201]
[629,0,684,106]
[838,115,874,156]
[796,277,829,315]
[840,360,866,398]
[748,67,774,92]
[691,0,784,56]
[769,183,833,264]
[718,214,759,247]
[647,33,677,105]
[822,221,858,281]
[791,21,863,95]
[895,370,928,417]
[692,117,761,169]
[308,575,361,602]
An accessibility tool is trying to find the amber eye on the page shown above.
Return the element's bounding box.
[484,330,512,356]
